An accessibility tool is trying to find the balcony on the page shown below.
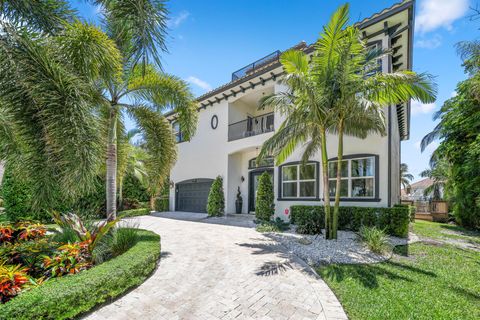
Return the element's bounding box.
[231,51,280,81]
[228,112,274,142]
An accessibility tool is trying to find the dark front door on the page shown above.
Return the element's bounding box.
[176,179,213,213]
[248,169,273,213]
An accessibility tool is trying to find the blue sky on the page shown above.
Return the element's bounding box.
[70,0,477,182]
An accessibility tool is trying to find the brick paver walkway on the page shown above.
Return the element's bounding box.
[85,214,347,320]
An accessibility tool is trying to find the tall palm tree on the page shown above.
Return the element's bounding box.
[259,4,436,239]
[0,5,119,210]
[400,163,414,190]
[86,1,198,220]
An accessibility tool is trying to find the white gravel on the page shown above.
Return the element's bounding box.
[266,227,419,266]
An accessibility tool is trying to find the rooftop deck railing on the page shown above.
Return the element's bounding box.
[231,51,281,81]
[228,112,274,142]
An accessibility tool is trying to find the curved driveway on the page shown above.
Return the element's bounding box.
[85,213,347,320]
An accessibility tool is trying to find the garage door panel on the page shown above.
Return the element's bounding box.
[176,179,213,213]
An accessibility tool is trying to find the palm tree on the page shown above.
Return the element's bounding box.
[83,1,198,220]
[400,163,414,191]
[259,4,436,239]
[0,6,118,210]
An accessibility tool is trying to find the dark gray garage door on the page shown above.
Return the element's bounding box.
[175,179,213,213]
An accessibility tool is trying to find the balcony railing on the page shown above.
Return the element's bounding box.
[228,112,274,142]
[231,51,281,81]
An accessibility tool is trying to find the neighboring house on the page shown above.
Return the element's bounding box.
[401,178,439,201]
[167,0,414,217]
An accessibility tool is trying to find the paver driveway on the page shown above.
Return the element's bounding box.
[85,213,347,320]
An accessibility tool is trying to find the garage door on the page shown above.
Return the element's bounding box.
[175,179,214,213]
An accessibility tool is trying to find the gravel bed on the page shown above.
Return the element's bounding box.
[266,227,419,266]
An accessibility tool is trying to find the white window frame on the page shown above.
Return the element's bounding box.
[328,156,376,199]
[281,163,317,199]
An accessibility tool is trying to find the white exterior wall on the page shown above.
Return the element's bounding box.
[169,24,405,217]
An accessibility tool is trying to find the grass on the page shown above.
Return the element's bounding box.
[414,219,480,245]
[317,220,480,320]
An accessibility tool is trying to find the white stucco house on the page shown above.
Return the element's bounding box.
[167,0,414,218]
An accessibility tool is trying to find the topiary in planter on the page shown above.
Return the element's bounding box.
[255,172,274,221]
[207,176,224,216]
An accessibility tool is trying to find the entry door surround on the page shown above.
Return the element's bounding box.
[248,168,274,213]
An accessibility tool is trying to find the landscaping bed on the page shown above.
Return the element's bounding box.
[267,228,418,265]
[316,220,480,320]
[0,229,160,320]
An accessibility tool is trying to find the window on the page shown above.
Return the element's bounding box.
[328,156,376,198]
[249,157,274,169]
[281,163,317,198]
[365,42,382,76]
[172,122,183,143]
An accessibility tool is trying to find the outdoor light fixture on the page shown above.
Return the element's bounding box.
[241,176,245,182]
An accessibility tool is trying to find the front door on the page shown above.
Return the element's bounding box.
[248,169,273,213]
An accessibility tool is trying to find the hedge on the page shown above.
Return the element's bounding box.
[207,176,224,216]
[255,172,274,221]
[0,230,160,320]
[118,208,151,218]
[290,205,410,237]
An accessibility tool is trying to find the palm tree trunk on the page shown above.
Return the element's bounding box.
[106,107,118,221]
[320,129,332,239]
[332,119,344,240]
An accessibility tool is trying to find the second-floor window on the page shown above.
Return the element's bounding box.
[172,122,184,143]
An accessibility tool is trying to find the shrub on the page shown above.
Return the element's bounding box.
[122,173,149,203]
[121,198,141,210]
[0,198,3,207]
[255,172,274,221]
[42,241,92,278]
[359,226,391,254]
[110,228,139,257]
[154,197,169,212]
[289,205,411,237]
[256,217,289,233]
[118,208,150,218]
[290,206,324,235]
[0,263,37,304]
[0,230,160,319]
[207,176,224,216]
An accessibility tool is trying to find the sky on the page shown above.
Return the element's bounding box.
[70,0,478,183]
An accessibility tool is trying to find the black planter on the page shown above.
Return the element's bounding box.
[235,200,243,214]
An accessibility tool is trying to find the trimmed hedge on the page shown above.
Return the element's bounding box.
[255,172,274,221]
[207,176,224,216]
[290,205,410,237]
[118,208,150,218]
[0,230,160,320]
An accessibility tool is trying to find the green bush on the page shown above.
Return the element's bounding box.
[207,176,224,216]
[256,217,290,233]
[1,165,58,223]
[122,173,149,203]
[290,206,324,234]
[359,226,391,254]
[290,205,411,237]
[118,208,150,218]
[0,198,3,207]
[154,197,169,212]
[0,230,160,320]
[255,172,274,221]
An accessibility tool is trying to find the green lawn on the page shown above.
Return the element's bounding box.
[317,220,480,320]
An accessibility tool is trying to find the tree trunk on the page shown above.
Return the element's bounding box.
[332,119,344,240]
[150,196,155,211]
[118,178,123,211]
[106,107,118,221]
[320,129,332,239]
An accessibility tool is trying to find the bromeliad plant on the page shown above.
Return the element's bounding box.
[52,212,118,254]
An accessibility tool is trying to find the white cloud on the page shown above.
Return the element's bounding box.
[186,76,212,91]
[415,34,442,49]
[415,0,469,33]
[411,100,436,115]
[168,11,190,28]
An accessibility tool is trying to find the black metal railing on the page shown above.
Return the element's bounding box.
[231,51,281,81]
[228,113,274,141]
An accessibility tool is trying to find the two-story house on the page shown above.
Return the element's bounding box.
[167,0,414,217]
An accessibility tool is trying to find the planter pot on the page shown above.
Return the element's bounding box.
[235,200,243,214]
